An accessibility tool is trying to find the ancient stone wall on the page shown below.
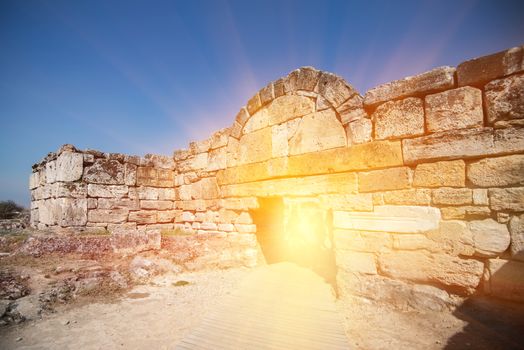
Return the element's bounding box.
[30,45,524,306]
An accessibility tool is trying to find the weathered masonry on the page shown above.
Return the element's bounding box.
[30,45,524,308]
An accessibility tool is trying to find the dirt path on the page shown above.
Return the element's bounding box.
[0,268,250,350]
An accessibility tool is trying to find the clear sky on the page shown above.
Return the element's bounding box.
[1,0,523,206]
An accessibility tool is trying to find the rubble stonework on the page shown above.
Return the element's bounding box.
[30,45,524,307]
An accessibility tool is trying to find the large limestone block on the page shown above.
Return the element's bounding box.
[88,209,129,224]
[336,251,377,274]
[402,128,494,164]
[136,186,176,201]
[55,182,87,198]
[317,71,356,108]
[97,198,139,210]
[358,167,411,192]
[287,140,403,176]
[413,160,465,188]
[45,160,57,184]
[509,214,524,261]
[382,189,431,206]
[29,172,40,190]
[243,108,269,134]
[486,259,524,302]
[372,98,424,140]
[440,206,491,220]
[333,205,441,233]
[57,198,88,227]
[207,147,226,171]
[467,155,524,187]
[377,251,484,294]
[425,87,483,133]
[432,188,472,206]
[136,167,174,187]
[485,73,524,123]
[345,118,372,145]
[320,194,373,211]
[427,220,474,256]
[271,123,288,158]
[266,95,315,127]
[469,219,510,257]
[489,187,524,211]
[392,234,436,251]
[56,152,84,182]
[128,210,157,224]
[288,109,346,155]
[87,184,128,198]
[124,163,137,186]
[337,95,367,125]
[238,127,272,165]
[191,177,220,200]
[457,46,523,86]
[83,159,124,185]
[364,66,455,108]
[334,229,392,252]
[221,172,358,197]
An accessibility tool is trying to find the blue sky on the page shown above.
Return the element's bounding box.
[1,0,523,206]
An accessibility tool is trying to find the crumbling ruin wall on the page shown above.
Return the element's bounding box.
[30,45,524,306]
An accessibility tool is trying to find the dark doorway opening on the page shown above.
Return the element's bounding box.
[250,197,337,286]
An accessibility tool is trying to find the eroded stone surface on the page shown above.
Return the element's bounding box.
[485,73,524,124]
[372,98,424,140]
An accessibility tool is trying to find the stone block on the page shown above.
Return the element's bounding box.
[87,184,128,198]
[432,188,472,206]
[295,66,321,91]
[413,160,465,188]
[88,209,129,224]
[486,259,524,302]
[140,200,173,210]
[221,172,358,197]
[209,128,229,150]
[191,177,220,200]
[55,182,87,198]
[345,118,372,145]
[97,198,139,210]
[472,189,489,205]
[173,149,190,161]
[124,163,137,186]
[485,73,524,124]
[427,220,474,256]
[271,123,288,158]
[440,206,491,220]
[319,194,373,211]
[467,155,524,187]
[238,127,272,165]
[336,251,377,274]
[393,234,436,251]
[489,187,524,212]
[189,138,210,155]
[56,198,88,227]
[287,140,404,178]
[220,197,258,210]
[372,97,424,140]
[267,95,316,126]
[334,229,392,252]
[218,223,235,232]
[402,128,494,164]
[469,219,510,257]
[317,71,356,108]
[56,152,84,182]
[207,147,226,171]
[45,160,57,183]
[288,109,346,155]
[230,121,242,139]
[364,66,455,108]
[377,251,484,294]
[333,205,441,233]
[259,83,274,106]
[509,214,524,261]
[382,189,431,206]
[243,108,269,134]
[337,94,367,125]
[83,159,125,184]
[457,46,523,87]
[29,172,39,190]
[246,92,261,115]
[128,210,157,224]
[358,167,411,192]
[425,86,483,133]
